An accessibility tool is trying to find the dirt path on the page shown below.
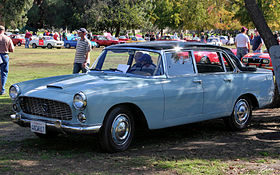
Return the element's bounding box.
[0,108,279,174]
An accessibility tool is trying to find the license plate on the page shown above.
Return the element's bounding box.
[31,121,46,134]
[249,65,257,68]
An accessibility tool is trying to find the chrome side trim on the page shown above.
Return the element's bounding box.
[10,114,102,134]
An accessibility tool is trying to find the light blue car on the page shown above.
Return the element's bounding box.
[9,41,274,152]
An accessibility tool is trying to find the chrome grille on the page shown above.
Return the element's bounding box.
[19,97,72,120]
[247,57,262,63]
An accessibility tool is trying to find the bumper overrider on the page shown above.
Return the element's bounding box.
[10,113,102,134]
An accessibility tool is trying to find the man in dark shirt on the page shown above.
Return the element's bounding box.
[252,29,263,53]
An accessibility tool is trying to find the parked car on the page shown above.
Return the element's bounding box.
[29,36,64,49]
[105,36,125,44]
[64,37,97,49]
[126,36,145,43]
[9,41,274,152]
[207,37,223,46]
[219,36,234,45]
[118,36,129,42]
[241,52,273,71]
[10,34,26,46]
[156,35,181,41]
[91,35,119,48]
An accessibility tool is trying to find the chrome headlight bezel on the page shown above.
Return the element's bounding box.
[9,85,20,100]
[242,58,248,63]
[262,59,269,64]
[73,92,87,110]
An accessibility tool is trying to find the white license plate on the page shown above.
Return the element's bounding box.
[249,65,257,68]
[31,121,46,134]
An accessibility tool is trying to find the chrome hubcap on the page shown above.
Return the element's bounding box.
[234,99,250,125]
[111,114,131,145]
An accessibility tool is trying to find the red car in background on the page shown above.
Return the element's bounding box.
[105,36,125,44]
[118,36,129,42]
[157,35,181,41]
[10,34,25,46]
[91,35,120,48]
[241,52,273,71]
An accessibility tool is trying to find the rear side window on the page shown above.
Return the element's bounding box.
[194,50,224,73]
[165,51,195,76]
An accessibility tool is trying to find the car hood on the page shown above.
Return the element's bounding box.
[45,73,144,94]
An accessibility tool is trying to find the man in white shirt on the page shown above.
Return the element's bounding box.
[235,27,250,60]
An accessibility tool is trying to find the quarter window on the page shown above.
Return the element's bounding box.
[194,51,224,73]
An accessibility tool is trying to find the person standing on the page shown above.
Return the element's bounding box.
[73,28,91,74]
[235,27,250,60]
[24,30,32,48]
[0,25,14,95]
[252,29,263,53]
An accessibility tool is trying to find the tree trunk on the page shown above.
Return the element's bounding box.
[245,0,280,106]
[115,24,120,37]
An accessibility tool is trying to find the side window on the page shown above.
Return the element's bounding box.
[165,51,195,76]
[221,53,234,72]
[194,50,224,73]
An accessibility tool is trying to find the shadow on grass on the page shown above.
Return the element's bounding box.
[1,108,279,174]
[0,97,13,122]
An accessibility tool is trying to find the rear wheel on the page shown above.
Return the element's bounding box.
[32,43,37,48]
[66,43,71,48]
[224,96,252,130]
[17,42,21,46]
[96,43,100,48]
[99,106,134,153]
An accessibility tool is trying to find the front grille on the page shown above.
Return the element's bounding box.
[19,97,72,120]
[247,57,262,63]
[247,57,269,64]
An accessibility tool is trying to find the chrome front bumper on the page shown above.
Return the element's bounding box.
[11,113,102,134]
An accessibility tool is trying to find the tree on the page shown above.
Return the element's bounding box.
[0,0,33,29]
[244,0,280,104]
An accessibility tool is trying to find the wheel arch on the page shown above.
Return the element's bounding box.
[103,103,149,131]
[239,93,259,109]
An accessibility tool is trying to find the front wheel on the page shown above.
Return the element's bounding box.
[224,97,252,131]
[17,42,21,46]
[99,106,134,153]
[47,44,53,49]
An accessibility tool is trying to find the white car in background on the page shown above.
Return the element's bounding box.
[219,36,234,45]
[29,36,64,49]
[206,37,222,46]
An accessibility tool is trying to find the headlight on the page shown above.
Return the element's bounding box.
[242,58,248,63]
[73,92,87,110]
[9,85,20,100]
[262,59,269,64]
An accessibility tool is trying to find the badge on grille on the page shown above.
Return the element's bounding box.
[42,104,49,113]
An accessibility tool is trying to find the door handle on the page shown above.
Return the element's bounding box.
[193,80,202,84]
[224,78,232,82]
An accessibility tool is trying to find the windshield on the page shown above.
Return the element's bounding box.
[92,49,163,76]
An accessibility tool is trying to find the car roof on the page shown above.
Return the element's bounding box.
[106,41,227,51]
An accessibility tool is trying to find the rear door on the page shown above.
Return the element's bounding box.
[194,50,236,117]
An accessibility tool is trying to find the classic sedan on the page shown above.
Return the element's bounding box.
[30,36,64,49]
[91,35,119,47]
[10,34,26,46]
[9,41,274,152]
